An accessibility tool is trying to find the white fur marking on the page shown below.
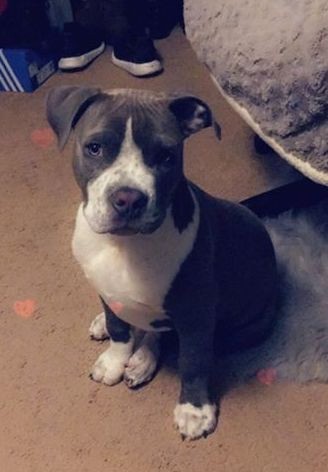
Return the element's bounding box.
[124,332,160,387]
[72,190,200,331]
[84,117,155,230]
[91,337,134,385]
[89,312,109,340]
[174,403,217,439]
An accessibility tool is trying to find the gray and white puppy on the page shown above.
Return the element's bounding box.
[47,87,277,440]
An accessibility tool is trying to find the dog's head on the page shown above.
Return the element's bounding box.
[47,87,213,235]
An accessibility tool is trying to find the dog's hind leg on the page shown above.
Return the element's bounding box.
[124,331,161,388]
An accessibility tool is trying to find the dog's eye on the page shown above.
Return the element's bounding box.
[157,151,176,167]
[86,142,102,157]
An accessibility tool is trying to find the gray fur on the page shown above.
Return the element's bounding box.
[184,0,328,182]
[46,86,100,149]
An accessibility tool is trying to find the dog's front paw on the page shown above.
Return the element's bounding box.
[89,312,109,340]
[90,348,127,385]
[124,344,158,388]
[174,403,217,440]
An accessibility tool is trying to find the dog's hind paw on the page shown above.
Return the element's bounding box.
[174,403,217,440]
[89,312,109,340]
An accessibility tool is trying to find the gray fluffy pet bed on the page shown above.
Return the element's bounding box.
[220,199,328,387]
[184,1,328,184]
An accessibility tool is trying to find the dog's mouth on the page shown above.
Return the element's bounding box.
[88,218,140,236]
[84,207,164,236]
[109,226,139,236]
[110,217,164,236]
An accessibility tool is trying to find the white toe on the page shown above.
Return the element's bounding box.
[90,339,133,386]
[124,345,158,388]
[174,403,217,440]
[124,332,160,388]
[89,312,109,340]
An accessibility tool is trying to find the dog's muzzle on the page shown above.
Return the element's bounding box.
[83,187,164,235]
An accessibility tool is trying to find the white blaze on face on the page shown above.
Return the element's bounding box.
[84,117,155,231]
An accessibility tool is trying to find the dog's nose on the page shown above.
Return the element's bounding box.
[110,188,148,217]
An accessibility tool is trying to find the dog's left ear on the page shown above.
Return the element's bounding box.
[169,96,213,138]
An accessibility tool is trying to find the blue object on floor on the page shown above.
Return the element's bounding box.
[0,48,57,92]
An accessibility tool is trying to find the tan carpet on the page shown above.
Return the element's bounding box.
[1,29,326,472]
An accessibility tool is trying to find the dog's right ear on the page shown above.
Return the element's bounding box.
[46,86,101,149]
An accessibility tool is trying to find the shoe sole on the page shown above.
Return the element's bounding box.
[58,42,105,70]
[111,52,163,77]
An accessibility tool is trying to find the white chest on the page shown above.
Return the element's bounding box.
[72,199,199,331]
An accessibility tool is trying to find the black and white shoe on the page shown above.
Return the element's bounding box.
[58,22,105,71]
[112,37,163,77]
